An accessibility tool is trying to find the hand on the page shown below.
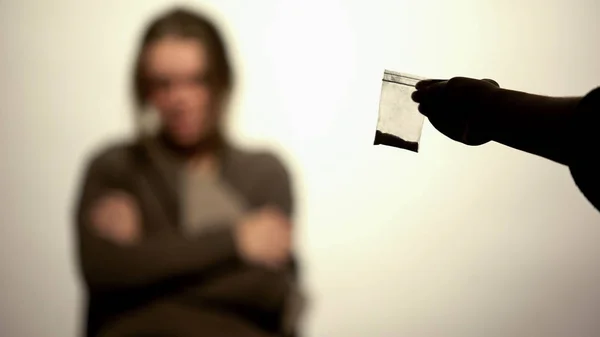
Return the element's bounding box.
[234,206,292,269]
[89,191,142,246]
[411,77,500,146]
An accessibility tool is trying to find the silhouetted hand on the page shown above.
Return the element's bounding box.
[235,206,292,270]
[89,191,142,246]
[411,77,501,146]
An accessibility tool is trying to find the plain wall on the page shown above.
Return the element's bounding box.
[1,0,600,336]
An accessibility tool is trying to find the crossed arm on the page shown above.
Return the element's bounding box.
[74,151,294,294]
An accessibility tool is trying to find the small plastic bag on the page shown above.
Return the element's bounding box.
[373,70,425,152]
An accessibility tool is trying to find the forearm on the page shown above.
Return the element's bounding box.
[75,154,243,293]
[78,224,239,293]
[486,88,582,165]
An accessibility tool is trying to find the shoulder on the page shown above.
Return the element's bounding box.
[224,146,294,213]
[569,87,600,211]
[74,139,141,202]
[82,139,140,174]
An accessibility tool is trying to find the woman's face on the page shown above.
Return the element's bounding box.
[144,37,218,147]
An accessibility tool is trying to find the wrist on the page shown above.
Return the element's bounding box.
[463,85,503,145]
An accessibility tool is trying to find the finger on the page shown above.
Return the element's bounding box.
[90,213,114,236]
[93,211,118,231]
[482,78,499,87]
[421,80,447,101]
[415,79,446,91]
[92,202,127,228]
[90,202,112,225]
[102,192,137,211]
[418,102,437,118]
[96,193,125,209]
[99,203,125,220]
[414,81,448,112]
[95,197,120,211]
[276,230,292,247]
[427,113,467,144]
[121,195,140,214]
[411,90,423,103]
[91,197,113,213]
[105,195,139,220]
[112,194,137,211]
[259,247,284,269]
[277,229,292,246]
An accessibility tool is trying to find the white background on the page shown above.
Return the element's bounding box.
[1,0,600,336]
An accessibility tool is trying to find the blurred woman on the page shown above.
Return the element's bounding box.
[74,7,303,337]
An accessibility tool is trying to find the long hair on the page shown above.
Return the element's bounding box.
[132,7,234,135]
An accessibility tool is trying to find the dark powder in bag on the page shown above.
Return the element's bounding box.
[373,70,426,152]
[374,130,419,152]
